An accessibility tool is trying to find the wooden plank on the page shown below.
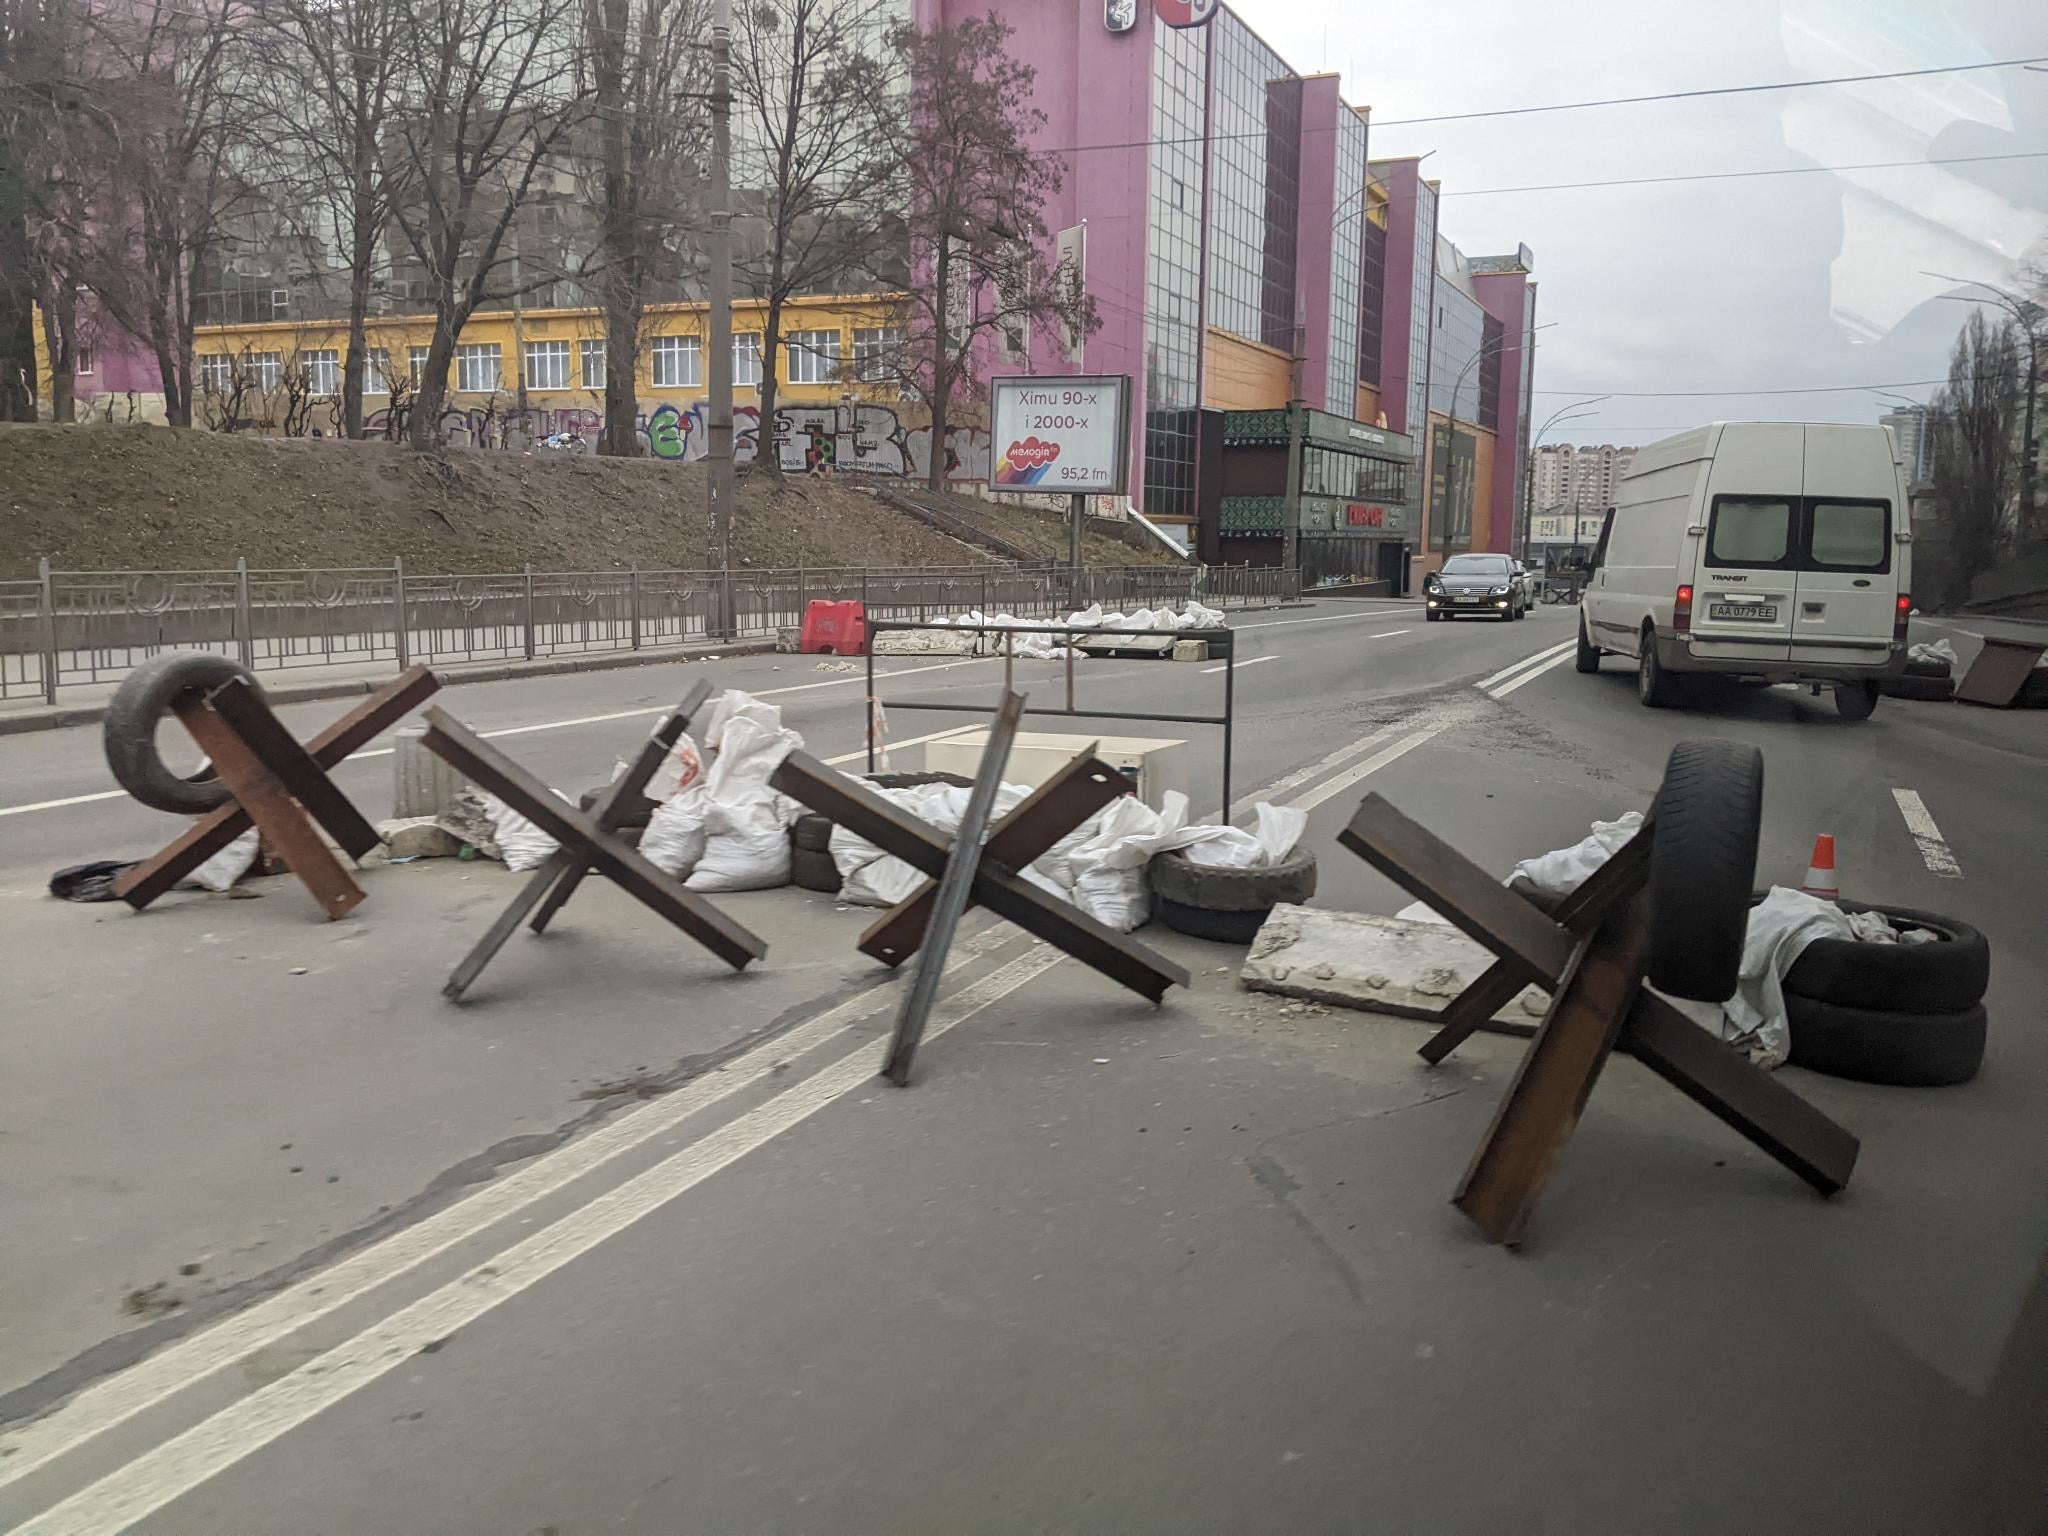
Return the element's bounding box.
[1452,890,1652,1246]
[205,678,382,858]
[1339,793,1577,988]
[420,709,765,971]
[773,751,1189,1003]
[881,691,1026,1084]
[173,697,364,921]
[860,746,1129,966]
[1417,828,1653,1065]
[527,679,714,936]
[1953,636,2047,707]
[1621,992,1859,1196]
[116,667,440,908]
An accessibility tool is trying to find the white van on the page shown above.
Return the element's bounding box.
[1576,422,1911,719]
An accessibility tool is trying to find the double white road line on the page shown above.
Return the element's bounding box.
[1477,637,1577,699]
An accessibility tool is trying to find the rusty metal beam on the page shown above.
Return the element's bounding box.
[206,677,382,859]
[1339,793,1577,988]
[116,666,440,908]
[860,745,1129,967]
[421,707,764,972]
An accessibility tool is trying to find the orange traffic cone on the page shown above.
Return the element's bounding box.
[1800,834,1840,901]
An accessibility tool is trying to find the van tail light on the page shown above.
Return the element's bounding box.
[1674,584,1694,635]
[1895,592,1912,642]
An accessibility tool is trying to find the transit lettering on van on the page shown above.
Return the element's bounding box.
[1574,422,1911,721]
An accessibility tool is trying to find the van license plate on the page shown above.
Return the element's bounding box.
[1709,601,1776,622]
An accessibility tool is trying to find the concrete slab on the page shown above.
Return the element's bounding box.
[1241,902,1549,1022]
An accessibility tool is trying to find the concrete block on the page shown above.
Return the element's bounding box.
[775,626,802,654]
[393,725,462,819]
[377,816,464,859]
[1171,638,1209,663]
[1240,904,1548,1022]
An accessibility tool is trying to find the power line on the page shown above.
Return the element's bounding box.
[1438,150,2047,199]
[1369,57,2045,128]
[1530,379,1948,399]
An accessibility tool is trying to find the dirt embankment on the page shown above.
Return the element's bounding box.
[0,425,1037,576]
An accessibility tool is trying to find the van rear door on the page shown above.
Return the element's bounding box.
[1790,425,1899,665]
[1692,494,1796,661]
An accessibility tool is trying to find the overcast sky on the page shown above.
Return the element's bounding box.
[1232,0,2048,447]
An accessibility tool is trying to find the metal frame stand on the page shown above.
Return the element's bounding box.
[1339,791,1860,1248]
[441,681,716,1000]
[420,701,767,982]
[769,688,1191,1085]
[114,665,442,919]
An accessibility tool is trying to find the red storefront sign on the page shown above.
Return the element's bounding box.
[1346,504,1388,528]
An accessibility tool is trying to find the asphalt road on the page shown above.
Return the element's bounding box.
[0,599,2042,1534]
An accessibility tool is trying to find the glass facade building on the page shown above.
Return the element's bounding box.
[1324,109,1369,413]
[1405,178,1437,448]
[1142,20,1208,520]
[1206,14,1300,353]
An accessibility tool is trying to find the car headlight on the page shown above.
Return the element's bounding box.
[1490,584,1509,595]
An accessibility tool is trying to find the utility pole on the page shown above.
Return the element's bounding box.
[706,0,736,638]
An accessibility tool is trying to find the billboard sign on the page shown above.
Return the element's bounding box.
[1155,0,1220,27]
[989,374,1132,495]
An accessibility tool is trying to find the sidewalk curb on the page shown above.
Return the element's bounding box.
[0,640,777,737]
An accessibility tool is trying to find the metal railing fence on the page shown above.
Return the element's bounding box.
[1,559,1301,703]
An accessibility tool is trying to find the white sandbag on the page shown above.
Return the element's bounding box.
[1180,802,1306,868]
[640,785,708,877]
[1067,791,1209,931]
[182,828,259,892]
[686,799,794,891]
[644,730,704,803]
[482,793,563,872]
[1511,811,1644,899]
[681,709,805,890]
[829,778,1035,907]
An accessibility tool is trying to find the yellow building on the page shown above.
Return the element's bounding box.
[184,291,992,479]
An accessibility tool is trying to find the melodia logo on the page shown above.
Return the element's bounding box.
[1006,437,1061,471]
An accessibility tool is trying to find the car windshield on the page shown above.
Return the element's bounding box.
[1441,557,1511,576]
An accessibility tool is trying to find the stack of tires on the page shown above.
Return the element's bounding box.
[1145,845,1319,944]
[788,770,972,893]
[1881,655,1955,703]
[1779,903,1991,1086]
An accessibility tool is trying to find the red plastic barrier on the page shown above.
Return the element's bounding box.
[799,599,868,656]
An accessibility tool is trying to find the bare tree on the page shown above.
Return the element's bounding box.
[0,0,87,419]
[881,13,1093,493]
[75,0,259,427]
[730,0,899,479]
[386,0,588,450]
[576,0,704,456]
[1929,309,2021,607]
[253,0,412,439]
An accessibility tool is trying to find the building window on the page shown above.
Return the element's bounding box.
[734,333,763,388]
[853,327,903,382]
[303,349,340,396]
[363,349,391,395]
[1358,216,1387,388]
[198,354,234,395]
[455,343,502,394]
[248,352,283,392]
[1143,18,1208,521]
[75,344,96,375]
[581,339,606,390]
[650,334,701,389]
[524,339,571,391]
[785,329,841,385]
[408,345,433,386]
[1478,314,1503,431]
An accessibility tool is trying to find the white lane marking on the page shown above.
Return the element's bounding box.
[0,932,1019,1492]
[1234,605,1412,631]
[1476,639,1576,693]
[821,727,969,767]
[1285,726,1443,814]
[1199,654,1276,675]
[1892,789,1963,877]
[1228,725,1405,821]
[0,658,1002,820]
[1487,650,1577,699]
[1372,629,1413,639]
[10,949,1063,1536]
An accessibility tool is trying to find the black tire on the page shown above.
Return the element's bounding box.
[1154,896,1270,945]
[1785,994,1986,1087]
[1903,657,1952,679]
[1834,681,1879,721]
[790,845,841,893]
[791,813,835,853]
[1647,740,1762,1001]
[2016,669,2048,709]
[1575,617,1601,673]
[1636,631,1677,708]
[1148,846,1318,911]
[1783,902,1989,1015]
[1879,674,1953,702]
[102,651,258,814]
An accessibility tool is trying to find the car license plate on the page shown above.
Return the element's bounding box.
[1709,601,1776,623]
[1453,595,1481,604]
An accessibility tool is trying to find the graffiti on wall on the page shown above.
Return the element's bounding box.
[353,398,992,483]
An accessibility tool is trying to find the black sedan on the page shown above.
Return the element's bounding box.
[1423,554,1528,621]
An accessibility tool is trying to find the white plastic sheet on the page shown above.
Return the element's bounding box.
[482,793,563,872]
[1907,637,1959,668]
[1179,803,1307,869]
[182,828,259,892]
[1723,887,1899,1067]
[1511,811,1644,898]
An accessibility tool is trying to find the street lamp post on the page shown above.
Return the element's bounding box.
[1524,397,1608,565]
[1430,322,1556,556]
